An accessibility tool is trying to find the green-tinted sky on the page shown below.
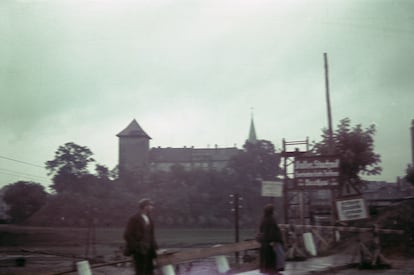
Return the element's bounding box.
[1,0,413,188]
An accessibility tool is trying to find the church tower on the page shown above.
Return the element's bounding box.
[117,119,151,179]
[247,113,257,144]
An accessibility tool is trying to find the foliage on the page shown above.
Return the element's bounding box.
[95,164,113,182]
[313,118,382,187]
[28,183,134,227]
[27,165,267,228]
[405,164,414,185]
[225,140,282,223]
[26,140,281,228]
[229,139,281,182]
[148,166,235,226]
[3,181,48,223]
[45,142,95,193]
[45,142,95,177]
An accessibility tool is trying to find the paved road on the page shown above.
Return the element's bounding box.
[2,251,412,274]
[237,254,351,275]
[96,254,414,275]
[237,255,414,275]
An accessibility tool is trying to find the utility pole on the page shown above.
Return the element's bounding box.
[324,53,337,229]
[324,52,334,153]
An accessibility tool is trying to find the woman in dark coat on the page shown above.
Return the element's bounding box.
[258,204,284,274]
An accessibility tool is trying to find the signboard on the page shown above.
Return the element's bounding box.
[294,156,340,188]
[336,197,369,221]
[261,181,283,197]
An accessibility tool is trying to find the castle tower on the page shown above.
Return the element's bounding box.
[117,119,151,179]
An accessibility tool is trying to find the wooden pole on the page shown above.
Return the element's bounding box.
[324,52,334,153]
[298,191,304,225]
[234,193,240,264]
[324,53,337,231]
[283,139,289,224]
[229,193,240,264]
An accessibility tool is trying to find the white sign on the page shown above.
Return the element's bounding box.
[336,198,369,221]
[295,156,340,188]
[261,181,283,197]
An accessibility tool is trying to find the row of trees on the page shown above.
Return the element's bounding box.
[2,117,396,227]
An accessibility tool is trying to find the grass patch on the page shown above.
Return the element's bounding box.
[0,225,257,257]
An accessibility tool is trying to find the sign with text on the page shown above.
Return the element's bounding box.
[336,197,369,221]
[294,156,340,188]
[261,181,283,197]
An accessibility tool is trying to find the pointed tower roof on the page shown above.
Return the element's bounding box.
[117,119,151,139]
[248,114,257,143]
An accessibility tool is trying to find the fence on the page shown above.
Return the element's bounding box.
[59,224,404,275]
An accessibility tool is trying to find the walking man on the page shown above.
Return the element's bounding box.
[124,198,158,275]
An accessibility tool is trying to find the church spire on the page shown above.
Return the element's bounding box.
[248,110,257,143]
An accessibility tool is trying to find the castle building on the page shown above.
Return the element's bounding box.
[117,119,152,178]
[117,119,256,178]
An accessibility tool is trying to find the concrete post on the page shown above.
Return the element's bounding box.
[214,255,230,273]
[213,244,230,273]
[161,264,176,275]
[303,232,317,256]
[76,261,92,275]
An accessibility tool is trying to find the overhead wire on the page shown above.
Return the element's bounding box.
[0,168,49,181]
[0,171,47,183]
[0,155,49,184]
[0,155,44,168]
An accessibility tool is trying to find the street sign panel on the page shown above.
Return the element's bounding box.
[336,197,369,221]
[294,155,340,188]
[261,181,283,197]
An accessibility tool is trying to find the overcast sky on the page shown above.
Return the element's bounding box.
[1,0,413,190]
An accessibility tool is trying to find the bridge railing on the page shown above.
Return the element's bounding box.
[61,240,260,275]
[67,224,405,275]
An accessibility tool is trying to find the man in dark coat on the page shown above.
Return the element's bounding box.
[124,198,158,275]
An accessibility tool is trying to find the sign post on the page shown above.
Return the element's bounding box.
[294,155,340,227]
[294,156,340,188]
[336,197,369,221]
[261,180,283,197]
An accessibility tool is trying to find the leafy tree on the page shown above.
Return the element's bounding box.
[229,139,281,182]
[46,142,95,177]
[3,181,47,223]
[406,164,414,185]
[45,142,95,193]
[95,164,112,181]
[313,118,382,189]
[118,167,151,194]
[226,140,281,225]
[110,165,119,180]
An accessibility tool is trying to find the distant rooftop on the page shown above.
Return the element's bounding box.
[149,146,241,163]
[117,119,151,139]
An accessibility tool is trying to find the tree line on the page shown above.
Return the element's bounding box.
[2,118,392,228]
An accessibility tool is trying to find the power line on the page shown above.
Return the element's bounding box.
[0,168,49,181]
[0,155,44,169]
[0,171,48,183]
